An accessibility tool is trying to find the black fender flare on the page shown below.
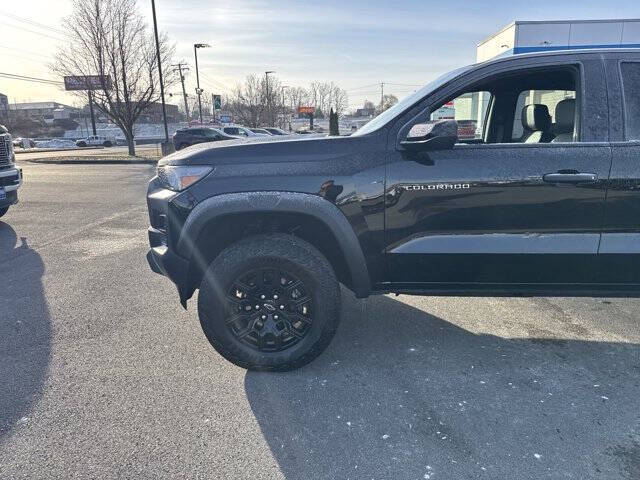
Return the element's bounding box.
[176,191,371,298]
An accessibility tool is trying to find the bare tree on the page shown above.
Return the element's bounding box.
[308,83,319,113]
[286,87,309,111]
[363,100,376,111]
[261,74,282,126]
[227,74,265,127]
[223,74,347,127]
[377,94,398,113]
[52,0,175,155]
[309,82,332,118]
[189,94,212,120]
[329,83,348,117]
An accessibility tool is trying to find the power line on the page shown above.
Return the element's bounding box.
[345,82,422,93]
[0,72,63,86]
[0,51,48,65]
[345,83,381,92]
[198,72,234,94]
[0,44,53,60]
[0,21,67,42]
[4,13,69,37]
[349,87,418,96]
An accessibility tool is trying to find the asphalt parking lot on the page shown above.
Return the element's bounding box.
[1,162,639,479]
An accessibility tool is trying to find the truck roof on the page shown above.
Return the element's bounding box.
[477,46,640,68]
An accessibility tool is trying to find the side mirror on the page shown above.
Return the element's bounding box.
[401,120,458,152]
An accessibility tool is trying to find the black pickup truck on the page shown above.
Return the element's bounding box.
[147,48,640,370]
[0,125,22,218]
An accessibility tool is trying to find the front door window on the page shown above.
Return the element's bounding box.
[430,91,491,141]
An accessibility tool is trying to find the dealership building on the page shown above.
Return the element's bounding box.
[439,19,640,138]
[477,18,640,62]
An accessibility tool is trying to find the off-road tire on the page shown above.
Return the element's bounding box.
[198,233,341,371]
[0,206,9,218]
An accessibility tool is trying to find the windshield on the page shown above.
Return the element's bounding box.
[352,65,473,136]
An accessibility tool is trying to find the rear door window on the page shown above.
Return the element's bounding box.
[620,62,640,141]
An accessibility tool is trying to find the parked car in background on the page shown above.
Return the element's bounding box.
[221,126,268,137]
[456,120,478,141]
[12,137,36,148]
[75,135,116,147]
[250,128,272,135]
[264,127,290,135]
[296,127,325,136]
[173,127,236,150]
[0,124,22,219]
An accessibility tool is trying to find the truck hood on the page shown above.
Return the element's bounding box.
[157,134,375,167]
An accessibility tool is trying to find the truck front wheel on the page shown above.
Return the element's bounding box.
[198,233,341,371]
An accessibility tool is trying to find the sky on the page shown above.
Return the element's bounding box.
[1,0,640,111]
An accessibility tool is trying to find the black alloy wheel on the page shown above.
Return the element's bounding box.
[226,268,314,352]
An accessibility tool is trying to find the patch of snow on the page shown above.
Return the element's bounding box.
[34,138,76,149]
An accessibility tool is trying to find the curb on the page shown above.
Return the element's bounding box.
[23,158,158,165]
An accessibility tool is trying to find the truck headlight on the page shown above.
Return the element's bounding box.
[7,139,14,163]
[156,165,213,191]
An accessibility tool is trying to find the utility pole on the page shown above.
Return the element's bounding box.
[171,63,190,120]
[150,0,169,146]
[380,81,385,111]
[194,43,211,124]
[87,89,97,135]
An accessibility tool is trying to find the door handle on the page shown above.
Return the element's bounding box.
[543,172,598,183]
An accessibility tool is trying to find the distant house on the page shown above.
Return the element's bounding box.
[355,107,375,117]
[133,101,181,123]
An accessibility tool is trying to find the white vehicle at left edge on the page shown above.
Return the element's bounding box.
[0,124,23,218]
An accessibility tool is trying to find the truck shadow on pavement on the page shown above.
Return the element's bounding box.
[0,221,51,440]
[245,291,640,480]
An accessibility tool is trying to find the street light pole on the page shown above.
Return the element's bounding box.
[281,85,288,130]
[265,70,274,125]
[150,0,170,148]
[194,43,211,124]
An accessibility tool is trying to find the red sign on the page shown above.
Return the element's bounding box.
[297,106,315,114]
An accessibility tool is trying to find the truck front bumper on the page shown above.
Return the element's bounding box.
[147,228,191,307]
[0,167,22,208]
